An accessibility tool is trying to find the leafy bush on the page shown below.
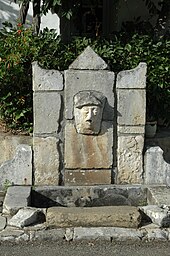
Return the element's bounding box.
[0,23,169,133]
[0,22,39,132]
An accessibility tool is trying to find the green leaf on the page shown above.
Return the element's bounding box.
[125,44,132,52]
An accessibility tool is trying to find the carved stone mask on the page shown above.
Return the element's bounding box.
[74,91,106,135]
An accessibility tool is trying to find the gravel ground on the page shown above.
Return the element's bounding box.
[0,240,170,256]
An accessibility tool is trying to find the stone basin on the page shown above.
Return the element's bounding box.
[31,185,147,208]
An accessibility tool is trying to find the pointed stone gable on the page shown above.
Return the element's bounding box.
[69,46,109,70]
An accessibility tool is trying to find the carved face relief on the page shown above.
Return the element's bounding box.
[74,91,106,135]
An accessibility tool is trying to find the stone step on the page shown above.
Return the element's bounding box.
[46,206,141,228]
[147,186,170,206]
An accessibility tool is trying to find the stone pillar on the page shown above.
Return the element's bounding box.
[144,146,170,185]
[64,46,115,185]
[116,63,147,184]
[32,62,64,185]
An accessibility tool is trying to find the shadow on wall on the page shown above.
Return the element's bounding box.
[0,0,32,28]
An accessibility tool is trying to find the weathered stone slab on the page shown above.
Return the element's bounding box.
[0,144,32,186]
[116,62,147,89]
[0,135,32,165]
[0,228,24,238]
[33,137,60,185]
[32,61,64,91]
[117,89,146,126]
[65,122,113,169]
[65,169,111,185]
[144,146,170,185]
[147,186,170,206]
[117,135,144,184]
[3,186,31,215]
[46,206,141,228]
[32,185,147,208]
[64,70,115,119]
[140,205,170,227]
[33,92,61,134]
[69,46,109,70]
[0,226,29,242]
[73,227,142,241]
[8,208,45,228]
[0,216,6,230]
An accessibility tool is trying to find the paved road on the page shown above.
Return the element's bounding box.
[1,240,170,256]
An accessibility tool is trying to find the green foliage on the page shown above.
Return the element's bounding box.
[0,23,169,132]
[0,22,39,132]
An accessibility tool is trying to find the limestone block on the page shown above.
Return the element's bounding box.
[0,135,32,165]
[147,186,170,206]
[65,169,111,186]
[32,62,63,91]
[33,92,61,134]
[34,137,60,185]
[64,70,115,119]
[117,62,147,89]
[73,227,142,241]
[8,208,45,228]
[117,89,146,126]
[140,205,170,227]
[0,144,32,186]
[46,206,141,228]
[64,122,113,169]
[144,146,170,185]
[117,135,144,184]
[3,186,31,215]
[69,46,109,70]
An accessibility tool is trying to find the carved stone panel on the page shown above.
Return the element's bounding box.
[65,70,115,120]
[74,91,106,135]
[64,122,113,169]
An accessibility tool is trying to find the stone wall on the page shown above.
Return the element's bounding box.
[0,47,169,187]
[32,62,64,185]
[116,63,147,184]
[32,46,146,186]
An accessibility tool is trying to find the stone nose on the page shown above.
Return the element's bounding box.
[86,110,93,122]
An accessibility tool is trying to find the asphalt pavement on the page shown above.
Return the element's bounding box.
[0,240,170,256]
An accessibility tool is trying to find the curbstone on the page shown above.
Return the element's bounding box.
[32,228,65,241]
[73,227,142,241]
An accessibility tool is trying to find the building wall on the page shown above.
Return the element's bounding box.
[0,0,60,33]
[0,0,161,35]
